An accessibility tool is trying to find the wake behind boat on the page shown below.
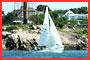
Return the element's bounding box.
[38,7,64,53]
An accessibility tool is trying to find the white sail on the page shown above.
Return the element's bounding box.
[48,14,64,50]
[38,7,49,46]
[38,7,64,53]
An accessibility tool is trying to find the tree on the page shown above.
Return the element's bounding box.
[2,11,5,25]
[37,5,51,12]
[70,8,78,14]
[55,17,68,28]
[2,12,16,25]
[51,10,64,18]
[80,7,88,14]
[69,20,78,26]
[38,14,44,24]
[70,6,88,14]
[80,19,88,25]
[2,11,5,15]
[29,15,38,24]
[29,14,45,25]
[80,19,88,28]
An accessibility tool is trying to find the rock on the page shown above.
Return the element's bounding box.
[36,26,40,29]
[2,28,6,31]
[2,27,88,50]
[33,38,36,41]
[80,37,88,49]
[17,35,22,49]
[2,29,39,50]
[75,35,79,39]
[76,44,81,50]
[5,36,16,50]
[80,37,88,43]
[37,31,40,34]
[18,44,25,50]
[10,30,17,34]
[2,32,8,39]
[30,25,36,30]
[24,46,32,50]
[2,44,7,50]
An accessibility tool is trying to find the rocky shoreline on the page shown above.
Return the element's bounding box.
[2,26,88,50]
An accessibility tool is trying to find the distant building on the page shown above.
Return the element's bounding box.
[58,10,88,24]
[58,10,88,20]
[13,6,44,24]
[13,20,23,25]
[14,6,44,16]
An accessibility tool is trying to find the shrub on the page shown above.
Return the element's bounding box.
[29,24,33,27]
[57,23,64,28]
[22,25,29,29]
[77,28,88,38]
[6,25,19,31]
[83,29,88,34]
[37,26,40,29]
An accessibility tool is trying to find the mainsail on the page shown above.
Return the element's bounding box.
[38,7,49,46]
[38,7,64,53]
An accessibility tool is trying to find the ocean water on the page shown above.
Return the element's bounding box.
[2,50,88,58]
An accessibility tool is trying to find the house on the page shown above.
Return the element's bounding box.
[58,10,88,24]
[13,6,44,24]
[58,10,88,20]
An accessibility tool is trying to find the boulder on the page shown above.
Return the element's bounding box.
[10,30,17,34]
[2,28,6,31]
[30,25,36,30]
[2,32,8,39]
[5,36,16,50]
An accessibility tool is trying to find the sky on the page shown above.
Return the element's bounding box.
[2,2,88,15]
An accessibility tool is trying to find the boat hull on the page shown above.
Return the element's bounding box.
[38,48,64,53]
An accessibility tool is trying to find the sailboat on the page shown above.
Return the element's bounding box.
[38,7,64,53]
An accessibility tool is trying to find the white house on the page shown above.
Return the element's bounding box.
[58,10,88,20]
[58,10,88,24]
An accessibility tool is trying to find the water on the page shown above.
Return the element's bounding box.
[2,50,88,58]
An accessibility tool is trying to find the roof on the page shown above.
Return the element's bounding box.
[13,20,22,23]
[65,10,74,15]
[67,14,88,16]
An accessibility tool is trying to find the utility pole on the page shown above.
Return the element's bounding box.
[23,2,28,24]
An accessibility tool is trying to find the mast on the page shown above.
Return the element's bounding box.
[23,2,28,24]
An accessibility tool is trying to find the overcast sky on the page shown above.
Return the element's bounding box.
[2,2,88,14]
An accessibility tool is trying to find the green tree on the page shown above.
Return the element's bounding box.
[2,11,5,15]
[38,14,44,24]
[70,8,78,14]
[69,20,78,26]
[37,5,51,12]
[51,10,64,18]
[80,19,88,25]
[70,6,88,14]
[29,15,38,24]
[55,17,68,28]
[80,19,88,27]
[2,12,16,25]
[80,7,88,14]
[2,11,6,25]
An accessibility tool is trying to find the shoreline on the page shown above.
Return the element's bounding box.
[2,25,88,50]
